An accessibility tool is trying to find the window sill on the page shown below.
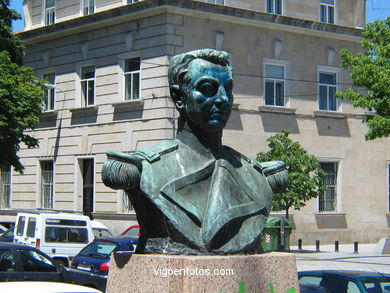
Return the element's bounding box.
[314,110,346,119]
[259,105,296,115]
[40,110,58,120]
[69,106,98,115]
[112,100,144,111]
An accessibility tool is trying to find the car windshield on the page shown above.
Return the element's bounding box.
[363,277,390,293]
[124,227,140,237]
[0,228,13,237]
[93,228,114,238]
[78,240,119,258]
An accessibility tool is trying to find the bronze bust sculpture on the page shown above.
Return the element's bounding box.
[102,49,288,255]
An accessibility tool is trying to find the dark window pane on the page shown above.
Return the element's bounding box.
[88,80,94,105]
[319,162,338,212]
[328,6,334,24]
[16,216,25,236]
[0,249,16,272]
[328,86,336,110]
[132,72,140,100]
[265,64,284,79]
[265,81,274,105]
[125,58,140,72]
[19,249,56,272]
[275,0,282,14]
[45,0,55,8]
[267,0,273,13]
[82,66,95,79]
[26,218,37,238]
[319,72,336,84]
[319,85,328,110]
[320,5,326,22]
[275,81,284,106]
[125,74,132,100]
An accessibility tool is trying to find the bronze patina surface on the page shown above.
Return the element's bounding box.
[102,49,288,255]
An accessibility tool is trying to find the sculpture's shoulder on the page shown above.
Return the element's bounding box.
[222,145,258,167]
[222,145,288,193]
[135,140,179,163]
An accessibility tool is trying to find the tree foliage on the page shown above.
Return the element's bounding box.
[256,130,326,218]
[0,0,45,173]
[337,17,390,140]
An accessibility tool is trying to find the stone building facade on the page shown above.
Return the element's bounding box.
[1,0,388,244]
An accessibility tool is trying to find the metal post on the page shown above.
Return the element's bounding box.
[354,241,359,254]
[280,216,285,250]
[316,240,320,252]
[298,239,302,251]
[335,240,339,252]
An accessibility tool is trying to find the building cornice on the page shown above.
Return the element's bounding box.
[19,0,363,43]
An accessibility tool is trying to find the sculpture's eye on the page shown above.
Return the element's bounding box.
[224,80,233,96]
[197,80,218,97]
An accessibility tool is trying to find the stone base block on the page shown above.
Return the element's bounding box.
[106,252,299,293]
[374,238,390,254]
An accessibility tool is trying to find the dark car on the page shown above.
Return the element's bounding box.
[298,270,390,293]
[0,242,106,292]
[300,282,330,292]
[71,236,138,275]
[0,227,14,242]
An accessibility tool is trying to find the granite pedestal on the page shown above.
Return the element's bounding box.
[106,252,299,293]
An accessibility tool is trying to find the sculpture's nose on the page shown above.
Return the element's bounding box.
[214,87,230,109]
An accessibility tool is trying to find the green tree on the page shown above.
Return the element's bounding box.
[337,17,390,140]
[0,0,45,173]
[256,130,326,218]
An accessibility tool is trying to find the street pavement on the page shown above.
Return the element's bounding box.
[291,243,390,274]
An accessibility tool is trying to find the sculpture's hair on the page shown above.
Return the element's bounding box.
[168,49,232,91]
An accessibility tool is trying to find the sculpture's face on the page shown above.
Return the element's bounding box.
[183,59,233,132]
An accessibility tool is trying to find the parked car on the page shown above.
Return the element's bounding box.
[13,210,94,266]
[0,227,14,242]
[300,283,330,292]
[0,242,106,292]
[71,236,138,275]
[0,281,102,293]
[91,221,114,238]
[120,224,140,237]
[0,225,7,234]
[298,270,390,293]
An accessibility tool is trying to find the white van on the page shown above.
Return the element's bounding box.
[13,210,94,266]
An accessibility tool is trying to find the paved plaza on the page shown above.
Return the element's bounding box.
[291,243,390,274]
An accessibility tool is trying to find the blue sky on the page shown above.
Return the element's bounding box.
[9,0,390,32]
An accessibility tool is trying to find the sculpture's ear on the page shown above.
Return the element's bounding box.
[170,85,185,110]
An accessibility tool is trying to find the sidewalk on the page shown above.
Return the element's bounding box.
[290,243,390,273]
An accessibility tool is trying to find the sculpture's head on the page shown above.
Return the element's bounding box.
[168,49,233,133]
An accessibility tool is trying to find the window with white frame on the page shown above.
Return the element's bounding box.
[264,64,285,106]
[41,160,54,209]
[127,0,140,3]
[267,0,282,15]
[319,162,338,212]
[319,72,337,111]
[124,58,140,100]
[121,191,134,213]
[0,167,11,209]
[45,0,55,25]
[84,0,95,15]
[43,73,55,111]
[81,66,95,106]
[320,0,335,24]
